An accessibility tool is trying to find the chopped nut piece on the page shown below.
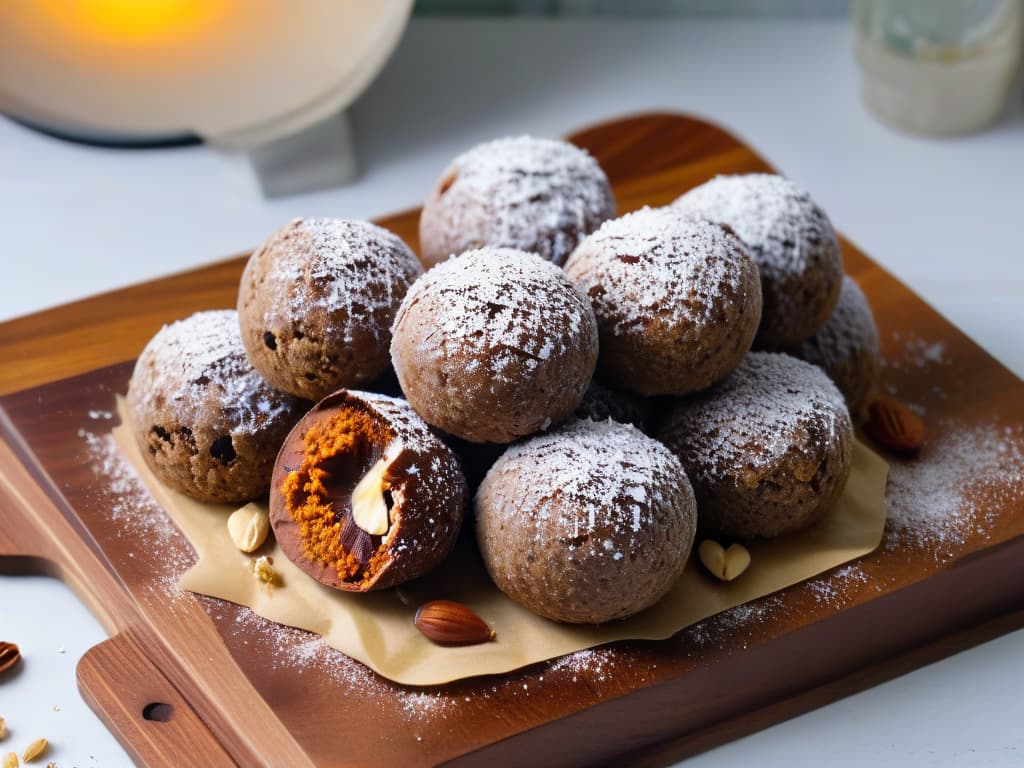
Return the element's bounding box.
[227,504,271,552]
[21,738,46,763]
[698,539,751,582]
[3,751,18,768]
[0,718,6,740]
[350,455,394,536]
[252,556,282,586]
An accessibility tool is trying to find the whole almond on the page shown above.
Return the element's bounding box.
[414,601,496,646]
[865,394,925,454]
[0,644,20,675]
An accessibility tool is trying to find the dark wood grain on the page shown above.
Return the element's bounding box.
[1,113,1023,768]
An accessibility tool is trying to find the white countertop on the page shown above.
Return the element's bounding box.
[2,16,1022,768]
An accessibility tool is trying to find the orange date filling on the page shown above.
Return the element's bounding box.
[281,407,394,585]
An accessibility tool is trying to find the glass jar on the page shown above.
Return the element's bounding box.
[855,0,1023,135]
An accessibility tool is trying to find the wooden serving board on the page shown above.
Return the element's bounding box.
[2,113,1023,768]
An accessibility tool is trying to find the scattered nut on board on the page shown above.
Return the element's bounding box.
[21,738,47,764]
[227,503,271,552]
[0,643,21,675]
[864,394,925,454]
[0,718,6,740]
[698,540,751,582]
[414,600,496,646]
[252,556,282,586]
[3,751,18,768]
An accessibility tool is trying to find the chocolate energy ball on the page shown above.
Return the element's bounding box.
[476,419,697,624]
[789,276,880,420]
[238,218,423,401]
[563,207,762,397]
[390,248,599,444]
[657,352,853,540]
[673,174,843,349]
[127,310,306,503]
[419,136,616,267]
[270,390,466,592]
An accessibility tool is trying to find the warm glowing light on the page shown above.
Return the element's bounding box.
[37,0,227,45]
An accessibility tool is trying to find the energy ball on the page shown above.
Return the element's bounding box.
[563,207,762,397]
[673,174,842,349]
[476,419,697,624]
[419,136,615,267]
[789,275,880,419]
[657,352,853,540]
[390,248,599,444]
[574,378,652,432]
[127,310,306,503]
[270,390,466,592]
[238,218,423,401]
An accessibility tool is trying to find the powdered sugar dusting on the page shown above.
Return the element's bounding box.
[393,248,597,384]
[660,352,850,481]
[884,331,950,372]
[77,426,193,596]
[806,564,874,607]
[479,419,693,559]
[249,218,422,343]
[546,647,622,683]
[682,596,785,650]
[129,310,300,436]
[672,174,839,283]
[564,206,760,338]
[885,419,1024,560]
[421,136,615,266]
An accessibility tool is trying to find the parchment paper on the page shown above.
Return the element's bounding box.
[112,397,888,686]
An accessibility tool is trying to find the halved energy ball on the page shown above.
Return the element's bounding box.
[390,248,599,443]
[270,390,466,592]
[563,207,762,397]
[672,174,842,349]
[475,419,697,624]
[419,136,615,267]
[238,218,423,401]
[127,310,306,503]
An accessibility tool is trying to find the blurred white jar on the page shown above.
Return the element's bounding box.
[855,0,1023,135]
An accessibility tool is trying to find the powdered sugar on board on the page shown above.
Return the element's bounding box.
[680,595,786,650]
[217,607,652,724]
[76,425,194,596]
[883,330,950,373]
[884,419,1024,560]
